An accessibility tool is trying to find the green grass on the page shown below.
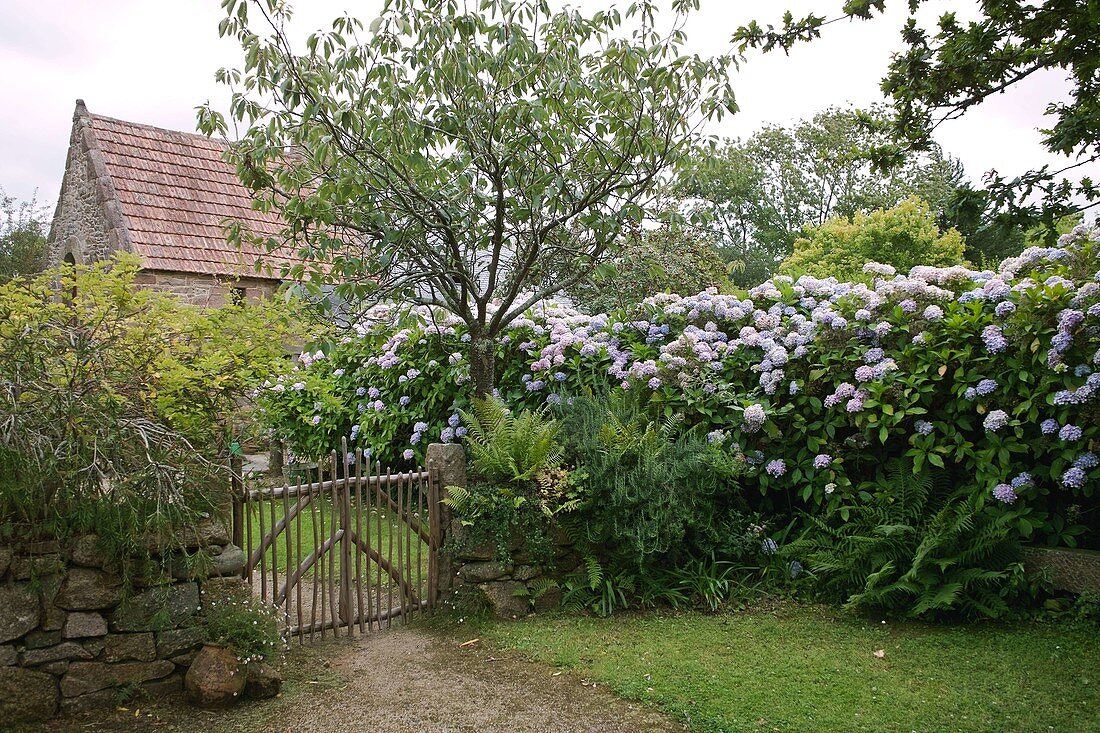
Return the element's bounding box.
[480,605,1100,733]
[244,495,430,588]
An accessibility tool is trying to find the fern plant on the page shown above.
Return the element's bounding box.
[460,396,563,484]
[786,460,1025,619]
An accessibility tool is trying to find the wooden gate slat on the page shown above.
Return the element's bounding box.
[237,451,440,643]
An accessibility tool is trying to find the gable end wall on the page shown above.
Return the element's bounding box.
[47,107,131,266]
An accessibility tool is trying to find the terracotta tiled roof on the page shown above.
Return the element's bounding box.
[87,112,296,279]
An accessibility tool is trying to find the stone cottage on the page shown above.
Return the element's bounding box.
[47,100,297,305]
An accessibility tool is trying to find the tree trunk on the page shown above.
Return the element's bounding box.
[469,334,496,398]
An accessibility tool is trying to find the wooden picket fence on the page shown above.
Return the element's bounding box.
[232,439,442,641]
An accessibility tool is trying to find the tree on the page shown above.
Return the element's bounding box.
[0,188,49,283]
[779,196,965,281]
[199,0,736,395]
[733,1,1100,233]
[675,107,964,285]
[565,224,730,313]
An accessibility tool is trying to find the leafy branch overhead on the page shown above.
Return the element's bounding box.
[732,1,1100,230]
[199,0,737,394]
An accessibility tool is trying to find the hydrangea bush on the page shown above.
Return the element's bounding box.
[259,227,1099,551]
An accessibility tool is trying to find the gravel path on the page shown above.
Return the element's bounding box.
[38,625,683,733]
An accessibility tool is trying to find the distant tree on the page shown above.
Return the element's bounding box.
[199,0,736,396]
[0,188,49,283]
[676,107,964,285]
[565,224,730,313]
[780,196,965,281]
[734,1,1100,235]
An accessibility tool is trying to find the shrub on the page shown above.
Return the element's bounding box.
[259,225,1100,615]
[0,255,307,565]
[780,196,966,281]
[786,460,1025,618]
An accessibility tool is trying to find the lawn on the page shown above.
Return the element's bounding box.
[480,604,1100,733]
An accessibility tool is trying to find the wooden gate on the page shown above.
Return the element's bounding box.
[232,440,441,641]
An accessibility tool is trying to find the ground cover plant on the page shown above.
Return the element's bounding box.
[480,605,1100,733]
[258,226,1099,617]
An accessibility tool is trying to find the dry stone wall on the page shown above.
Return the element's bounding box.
[0,524,245,725]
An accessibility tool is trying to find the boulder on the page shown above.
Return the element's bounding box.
[0,583,40,643]
[477,581,530,619]
[0,546,12,577]
[63,612,108,639]
[459,561,513,583]
[184,645,245,708]
[10,554,64,580]
[60,660,174,697]
[513,565,542,581]
[172,545,245,580]
[69,536,108,568]
[111,583,200,632]
[0,645,18,666]
[104,632,156,662]
[55,568,124,610]
[21,642,94,666]
[199,576,250,614]
[244,662,282,699]
[0,667,59,723]
[23,630,63,649]
[59,689,118,716]
[37,572,64,620]
[21,540,60,555]
[156,627,205,659]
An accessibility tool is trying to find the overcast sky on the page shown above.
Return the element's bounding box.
[0,0,1082,210]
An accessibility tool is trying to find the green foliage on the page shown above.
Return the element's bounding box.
[0,188,48,284]
[201,0,737,395]
[461,397,563,484]
[260,226,1100,617]
[444,398,579,563]
[733,2,1100,230]
[0,255,306,565]
[780,196,966,281]
[787,462,1024,618]
[565,225,731,314]
[676,107,965,285]
[204,593,284,663]
[555,396,748,570]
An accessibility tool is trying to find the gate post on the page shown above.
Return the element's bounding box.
[425,442,465,607]
[230,454,245,577]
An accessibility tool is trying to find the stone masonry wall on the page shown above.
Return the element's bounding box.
[0,523,246,725]
[448,528,575,619]
[47,105,125,267]
[131,270,279,308]
[1024,547,1100,595]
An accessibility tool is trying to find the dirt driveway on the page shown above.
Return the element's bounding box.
[35,624,683,733]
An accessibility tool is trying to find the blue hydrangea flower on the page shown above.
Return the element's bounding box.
[1041,419,1059,435]
[1011,472,1033,489]
[1061,467,1086,488]
[983,410,1009,432]
[765,459,787,478]
[1059,424,1083,441]
[813,454,832,469]
[981,325,1007,353]
[1074,453,1098,469]
[992,483,1017,503]
[976,379,998,396]
[915,420,934,435]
